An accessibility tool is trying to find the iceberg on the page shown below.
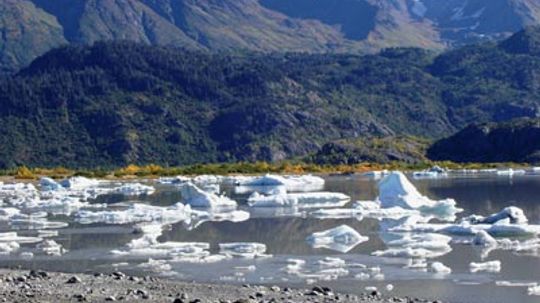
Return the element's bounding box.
[60,176,101,190]
[110,183,155,196]
[470,260,501,273]
[462,206,528,225]
[413,166,448,179]
[187,209,250,230]
[430,262,451,274]
[179,182,236,209]
[39,177,64,191]
[235,174,325,192]
[377,172,462,220]
[76,203,191,225]
[306,225,368,253]
[36,240,65,256]
[372,233,452,259]
[496,169,526,176]
[248,191,350,208]
[472,230,498,247]
[218,242,270,258]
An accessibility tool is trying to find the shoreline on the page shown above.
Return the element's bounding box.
[0,269,444,303]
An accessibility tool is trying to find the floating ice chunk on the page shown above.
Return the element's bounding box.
[0,232,42,244]
[40,177,64,191]
[316,257,346,268]
[192,175,223,185]
[137,258,172,273]
[430,262,451,274]
[306,225,368,253]
[413,166,447,179]
[463,206,528,225]
[497,169,526,176]
[218,242,270,258]
[0,242,19,254]
[236,174,287,186]
[405,258,428,269]
[111,183,155,196]
[236,174,324,192]
[472,231,498,247]
[158,176,191,184]
[470,260,501,273]
[529,285,540,296]
[179,182,236,209]
[36,240,65,256]
[496,281,538,287]
[386,284,394,291]
[248,191,349,209]
[373,233,452,259]
[60,176,100,190]
[76,203,191,225]
[187,209,250,230]
[0,208,21,220]
[377,172,462,220]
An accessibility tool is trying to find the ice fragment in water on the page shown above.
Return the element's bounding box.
[179,182,236,209]
[306,225,368,253]
[470,260,501,273]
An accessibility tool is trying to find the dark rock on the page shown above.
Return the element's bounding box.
[173,299,184,303]
[105,296,116,301]
[66,276,82,284]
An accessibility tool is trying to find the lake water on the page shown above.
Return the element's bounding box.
[1,174,540,303]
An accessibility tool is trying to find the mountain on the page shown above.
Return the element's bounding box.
[1,0,540,72]
[1,27,540,168]
[427,118,540,163]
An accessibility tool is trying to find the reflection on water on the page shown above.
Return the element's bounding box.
[1,174,540,303]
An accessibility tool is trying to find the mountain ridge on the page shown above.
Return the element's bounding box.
[1,0,540,72]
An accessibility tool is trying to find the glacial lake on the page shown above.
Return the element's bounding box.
[1,174,540,303]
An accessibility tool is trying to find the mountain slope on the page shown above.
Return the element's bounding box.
[1,0,540,72]
[1,28,540,167]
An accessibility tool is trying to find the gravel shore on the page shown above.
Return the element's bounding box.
[0,269,446,303]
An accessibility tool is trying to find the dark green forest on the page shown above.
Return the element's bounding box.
[2,27,540,168]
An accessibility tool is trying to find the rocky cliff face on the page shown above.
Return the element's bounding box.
[428,118,540,163]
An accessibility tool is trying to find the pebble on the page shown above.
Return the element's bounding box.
[105,296,116,301]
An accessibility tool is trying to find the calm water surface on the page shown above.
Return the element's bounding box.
[2,174,540,303]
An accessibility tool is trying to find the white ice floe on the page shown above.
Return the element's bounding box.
[472,230,498,247]
[391,206,540,237]
[496,281,538,288]
[76,203,191,225]
[39,177,64,191]
[372,233,452,259]
[60,176,101,190]
[430,262,452,274]
[137,258,172,273]
[36,240,65,256]
[110,183,155,196]
[283,257,351,283]
[496,169,526,177]
[377,172,462,221]
[218,242,270,259]
[157,176,191,185]
[470,260,501,273]
[529,285,540,296]
[462,206,528,225]
[306,225,368,253]
[310,201,419,221]
[413,166,448,179]
[0,232,42,255]
[179,182,236,209]
[187,209,249,230]
[248,191,350,209]
[234,174,324,192]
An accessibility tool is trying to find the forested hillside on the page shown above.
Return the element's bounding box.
[1,27,540,168]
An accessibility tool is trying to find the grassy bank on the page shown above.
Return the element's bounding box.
[0,161,532,180]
